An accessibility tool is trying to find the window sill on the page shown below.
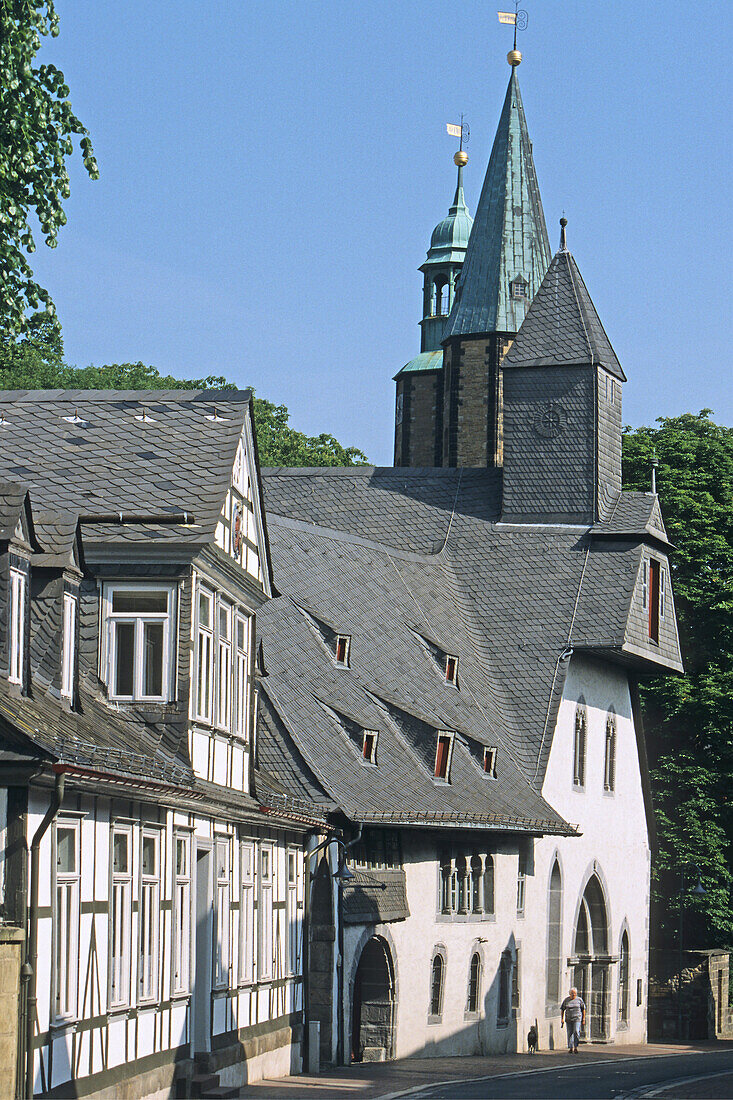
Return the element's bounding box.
[464,1011,480,1022]
[436,912,496,923]
[50,1018,78,1032]
[170,991,191,1003]
[427,1015,442,1026]
[108,1005,132,1018]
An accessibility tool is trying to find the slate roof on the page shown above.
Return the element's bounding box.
[502,248,626,380]
[592,491,669,544]
[0,480,37,547]
[443,68,551,339]
[257,467,681,831]
[0,390,253,551]
[343,869,410,925]
[31,510,83,570]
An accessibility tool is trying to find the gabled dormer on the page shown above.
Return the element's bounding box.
[0,483,41,692]
[29,511,84,708]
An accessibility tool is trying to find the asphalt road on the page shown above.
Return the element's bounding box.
[400,1050,733,1099]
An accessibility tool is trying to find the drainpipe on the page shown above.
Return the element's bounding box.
[24,771,65,1100]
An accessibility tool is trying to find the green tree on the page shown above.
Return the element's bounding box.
[0,337,368,467]
[623,411,733,946]
[0,0,98,334]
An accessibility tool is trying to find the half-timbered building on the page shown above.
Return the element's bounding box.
[0,390,324,1098]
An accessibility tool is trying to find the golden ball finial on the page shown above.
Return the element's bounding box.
[507,49,522,66]
[454,150,468,167]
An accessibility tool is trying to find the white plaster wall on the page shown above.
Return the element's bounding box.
[342,655,650,1060]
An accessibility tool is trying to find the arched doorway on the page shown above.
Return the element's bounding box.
[351,936,395,1062]
[573,874,610,1040]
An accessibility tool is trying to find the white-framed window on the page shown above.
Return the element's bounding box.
[173,833,191,995]
[53,820,80,1020]
[214,837,230,989]
[195,585,214,722]
[216,602,232,730]
[139,829,160,1001]
[483,747,497,777]
[235,613,251,740]
[61,591,77,701]
[240,841,256,985]
[445,655,459,685]
[641,559,648,609]
[362,730,378,764]
[516,851,527,916]
[286,849,302,976]
[110,825,133,1008]
[8,567,26,685]
[335,634,350,666]
[103,583,176,702]
[258,844,273,981]
[573,703,587,788]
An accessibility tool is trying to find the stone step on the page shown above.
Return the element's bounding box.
[191,1072,221,1097]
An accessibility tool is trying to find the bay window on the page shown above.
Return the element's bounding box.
[8,567,26,685]
[104,584,176,702]
[194,579,252,740]
[195,587,214,721]
[235,613,250,739]
[61,591,77,701]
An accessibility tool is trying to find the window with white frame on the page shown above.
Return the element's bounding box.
[8,567,26,685]
[173,833,191,995]
[195,586,214,721]
[235,614,250,740]
[516,850,527,916]
[286,849,301,976]
[139,830,160,1001]
[61,591,77,701]
[104,584,175,702]
[258,844,273,981]
[214,837,230,989]
[573,703,587,788]
[110,826,132,1008]
[53,821,80,1020]
[240,841,256,985]
[216,602,232,730]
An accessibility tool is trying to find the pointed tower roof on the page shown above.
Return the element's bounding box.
[421,160,473,269]
[503,221,626,380]
[443,66,551,339]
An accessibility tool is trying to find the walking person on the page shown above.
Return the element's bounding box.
[560,986,586,1053]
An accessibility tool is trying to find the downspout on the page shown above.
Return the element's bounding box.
[24,771,65,1100]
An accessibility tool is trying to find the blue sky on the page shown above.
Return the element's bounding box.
[33,0,732,465]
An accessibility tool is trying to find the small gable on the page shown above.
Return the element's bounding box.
[214,405,273,595]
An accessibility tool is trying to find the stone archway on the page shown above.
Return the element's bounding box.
[351,936,395,1063]
[572,874,610,1040]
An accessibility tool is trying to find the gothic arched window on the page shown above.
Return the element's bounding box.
[467,952,481,1013]
[573,702,587,788]
[604,710,617,792]
[546,859,562,1004]
[619,930,630,1023]
[429,949,445,1019]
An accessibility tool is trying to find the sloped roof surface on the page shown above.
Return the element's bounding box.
[0,480,33,544]
[0,390,252,548]
[443,69,551,339]
[31,511,83,569]
[257,467,678,829]
[502,249,626,380]
[592,491,669,543]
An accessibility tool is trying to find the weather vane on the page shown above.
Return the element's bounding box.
[446,113,470,168]
[498,3,528,59]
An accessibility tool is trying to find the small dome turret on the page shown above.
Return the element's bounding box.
[424,161,473,267]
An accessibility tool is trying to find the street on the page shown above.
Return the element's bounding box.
[391,1050,733,1099]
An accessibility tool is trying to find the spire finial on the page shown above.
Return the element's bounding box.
[651,448,659,495]
[559,216,568,252]
[499,4,527,65]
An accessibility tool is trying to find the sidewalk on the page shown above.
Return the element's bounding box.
[238,1041,732,1099]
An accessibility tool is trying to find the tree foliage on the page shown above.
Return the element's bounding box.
[0,323,368,468]
[0,0,98,335]
[623,411,733,946]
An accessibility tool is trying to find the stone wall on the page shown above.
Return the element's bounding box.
[0,925,24,1100]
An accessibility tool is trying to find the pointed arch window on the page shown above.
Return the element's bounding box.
[466,952,481,1014]
[604,710,617,792]
[546,859,562,1005]
[573,703,587,789]
[429,949,446,1020]
[619,930,630,1024]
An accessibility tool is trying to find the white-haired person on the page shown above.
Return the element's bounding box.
[560,986,586,1053]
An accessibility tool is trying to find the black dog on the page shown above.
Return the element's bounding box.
[527,1024,538,1053]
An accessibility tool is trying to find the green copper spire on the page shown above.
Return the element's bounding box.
[424,161,473,266]
[443,66,551,339]
[418,155,473,353]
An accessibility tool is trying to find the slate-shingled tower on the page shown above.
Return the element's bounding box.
[394,51,552,467]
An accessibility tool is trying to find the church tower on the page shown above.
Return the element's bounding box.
[393,48,552,468]
[501,219,626,523]
[394,153,473,467]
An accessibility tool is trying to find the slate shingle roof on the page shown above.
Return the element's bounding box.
[0,479,37,546]
[257,466,681,831]
[30,511,83,570]
[502,249,626,380]
[0,390,252,550]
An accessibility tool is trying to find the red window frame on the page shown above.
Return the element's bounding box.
[435,735,452,779]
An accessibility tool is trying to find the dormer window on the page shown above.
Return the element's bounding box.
[483,747,497,778]
[445,655,459,686]
[103,583,176,702]
[362,730,378,765]
[8,567,26,686]
[61,592,77,702]
[510,276,528,301]
[335,634,350,666]
[434,733,454,781]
